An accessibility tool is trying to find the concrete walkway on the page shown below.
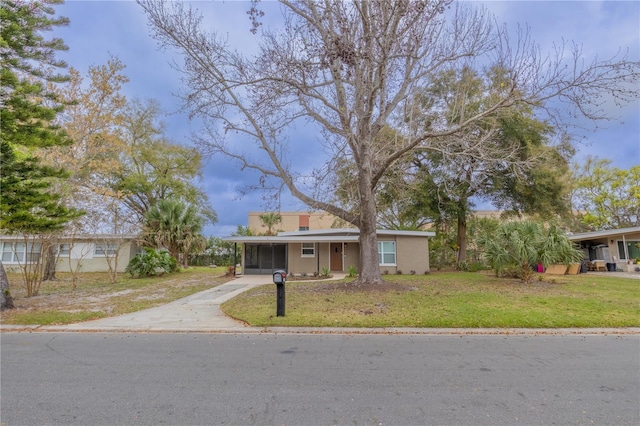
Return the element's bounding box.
[39,275,277,333]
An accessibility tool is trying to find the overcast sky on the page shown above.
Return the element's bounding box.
[51,0,640,237]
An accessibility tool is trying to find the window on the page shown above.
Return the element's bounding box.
[94,243,118,257]
[25,243,41,262]
[58,244,70,256]
[2,243,13,263]
[377,241,396,265]
[299,226,309,231]
[618,241,640,260]
[0,242,40,263]
[1,243,14,263]
[301,242,315,257]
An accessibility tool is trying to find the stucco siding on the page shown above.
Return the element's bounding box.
[396,235,430,274]
[318,243,331,272]
[287,243,318,275]
[344,242,359,273]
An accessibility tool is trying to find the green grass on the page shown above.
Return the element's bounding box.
[221,272,640,328]
[9,311,109,326]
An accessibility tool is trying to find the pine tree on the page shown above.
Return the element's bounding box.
[0,0,82,308]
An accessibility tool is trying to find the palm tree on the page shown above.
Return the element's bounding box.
[259,212,282,236]
[144,199,205,267]
[479,220,583,283]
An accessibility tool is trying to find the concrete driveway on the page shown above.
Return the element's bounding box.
[42,275,277,333]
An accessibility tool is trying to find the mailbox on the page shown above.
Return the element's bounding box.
[273,270,286,284]
[273,270,286,316]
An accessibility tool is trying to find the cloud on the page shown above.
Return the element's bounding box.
[53,0,639,237]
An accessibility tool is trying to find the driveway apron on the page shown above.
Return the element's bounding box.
[43,275,274,333]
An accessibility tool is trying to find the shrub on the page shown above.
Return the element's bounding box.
[456,261,469,271]
[478,220,583,283]
[467,262,485,272]
[347,265,358,277]
[320,267,330,277]
[126,248,178,278]
[225,265,235,276]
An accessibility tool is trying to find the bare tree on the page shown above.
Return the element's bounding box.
[139,0,639,284]
[10,234,55,297]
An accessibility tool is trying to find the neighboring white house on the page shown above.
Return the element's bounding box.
[0,234,140,273]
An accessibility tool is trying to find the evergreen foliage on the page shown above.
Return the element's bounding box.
[478,220,583,283]
[0,0,82,309]
[143,199,206,267]
[126,248,178,278]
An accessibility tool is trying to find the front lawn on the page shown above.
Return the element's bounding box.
[221,272,640,328]
[1,267,231,325]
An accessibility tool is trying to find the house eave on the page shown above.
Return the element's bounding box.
[567,226,640,241]
[223,228,435,243]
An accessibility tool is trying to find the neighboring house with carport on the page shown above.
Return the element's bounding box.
[567,226,640,273]
[222,228,435,276]
[0,234,140,273]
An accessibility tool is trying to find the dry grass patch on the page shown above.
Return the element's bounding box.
[1,267,231,325]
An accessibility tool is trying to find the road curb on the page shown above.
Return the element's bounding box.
[2,324,639,336]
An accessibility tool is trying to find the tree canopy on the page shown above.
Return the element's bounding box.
[0,0,84,309]
[572,158,640,230]
[44,61,216,234]
[0,0,81,232]
[143,199,207,267]
[140,0,639,284]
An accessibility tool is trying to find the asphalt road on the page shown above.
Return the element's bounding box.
[1,332,638,425]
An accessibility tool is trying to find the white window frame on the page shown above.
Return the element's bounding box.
[94,243,118,257]
[58,243,71,256]
[377,241,396,266]
[0,242,41,263]
[1,242,16,263]
[301,242,315,257]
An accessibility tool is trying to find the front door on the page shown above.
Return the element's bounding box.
[330,243,343,272]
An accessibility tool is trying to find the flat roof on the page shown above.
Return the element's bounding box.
[567,226,640,241]
[222,228,435,243]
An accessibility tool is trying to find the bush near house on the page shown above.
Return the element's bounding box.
[478,221,583,283]
[126,248,178,278]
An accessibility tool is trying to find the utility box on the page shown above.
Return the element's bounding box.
[273,270,287,317]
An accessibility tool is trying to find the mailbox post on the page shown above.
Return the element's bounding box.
[273,270,286,317]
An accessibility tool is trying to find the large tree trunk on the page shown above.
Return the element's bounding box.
[356,162,384,285]
[43,243,57,281]
[1,262,15,310]
[456,210,468,267]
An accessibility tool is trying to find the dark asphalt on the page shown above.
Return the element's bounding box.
[1,332,638,425]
